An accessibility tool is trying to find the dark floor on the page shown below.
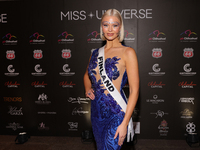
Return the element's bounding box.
[0,135,199,150]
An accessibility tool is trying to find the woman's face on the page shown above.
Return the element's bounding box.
[102,15,121,41]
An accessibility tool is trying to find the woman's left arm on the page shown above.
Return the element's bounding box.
[114,47,139,146]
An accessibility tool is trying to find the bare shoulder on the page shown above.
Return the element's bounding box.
[122,46,137,60]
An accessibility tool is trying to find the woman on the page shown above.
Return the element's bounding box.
[83,9,139,150]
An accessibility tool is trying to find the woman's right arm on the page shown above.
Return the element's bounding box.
[83,58,95,100]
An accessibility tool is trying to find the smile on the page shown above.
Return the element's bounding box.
[107,33,114,36]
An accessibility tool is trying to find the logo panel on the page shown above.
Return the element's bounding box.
[68,122,78,131]
[68,97,90,104]
[180,109,193,118]
[6,50,15,60]
[31,64,47,76]
[180,30,198,42]
[152,48,162,58]
[35,93,51,105]
[6,122,23,131]
[62,49,71,59]
[5,65,19,76]
[148,81,166,88]
[33,50,43,59]
[8,106,23,115]
[183,48,194,58]
[4,81,20,88]
[4,97,22,102]
[149,64,165,76]
[146,95,165,104]
[58,31,74,44]
[178,81,196,88]
[59,64,75,76]
[87,31,101,43]
[72,107,89,116]
[29,32,45,44]
[179,97,194,104]
[59,81,75,88]
[149,30,166,42]
[124,30,135,42]
[186,122,196,133]
[158,120,169,136]
[179,63,196,76]
[38,122,50,130]
[2,33,17,45]
[31,81,47,88]
[150,110,168,118]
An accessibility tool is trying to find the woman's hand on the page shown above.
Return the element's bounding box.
[114,123,127,146]
[85,89,95,100]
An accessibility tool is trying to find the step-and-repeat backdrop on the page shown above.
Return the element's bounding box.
[0,0,199,139]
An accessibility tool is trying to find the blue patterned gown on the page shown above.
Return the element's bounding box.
[88,48,128,150]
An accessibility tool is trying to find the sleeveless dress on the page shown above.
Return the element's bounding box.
[88,48,128,150]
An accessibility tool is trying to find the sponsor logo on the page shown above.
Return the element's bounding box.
[59,64,75,76]
[8,106,23,115]
[149,30,166,42]
[149,64,165,76]
[38,93,48,101]
[2,33,17,45]
[38,111,57,115]
[152,48,162,58]
[179,63,196,76]
[148,81,165,88]
[4,81,20,88]
[38,122,50,130]
[180,30,198,42]
[186,122,196,133]
[0,13,7,23]
[6,122,23,131]
[61,9,153,21]
[179,97,194,104]
[4,97,22,102]
[35,93,51,105]
[158,120,169,136]
[31,64,47,76]
[31,81,47,88]
[59,81,75,88]
[72,107,89,116]
[5,65,19,76]
[58,31,74,44]
[183,48,194,58]
[68,122,78,131]
[29,32,45,44]
[87,31,101,43]
[178,81,196,88]
[146,95,165,104]
[180,109,193,118]
[124,30,135,42]
[33,50,43,59]
[151,110,168,118]
[68,97,90,104]
[62,49,71,59]
[6,50,15,60]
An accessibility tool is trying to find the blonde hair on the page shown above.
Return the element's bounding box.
[100,9,124,42]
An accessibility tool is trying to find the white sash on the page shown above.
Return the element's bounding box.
[97,46,134,142]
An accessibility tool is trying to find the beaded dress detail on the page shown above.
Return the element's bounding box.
[88,48,128,150]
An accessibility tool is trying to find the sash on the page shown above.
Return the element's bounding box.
[97,46,134,142]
